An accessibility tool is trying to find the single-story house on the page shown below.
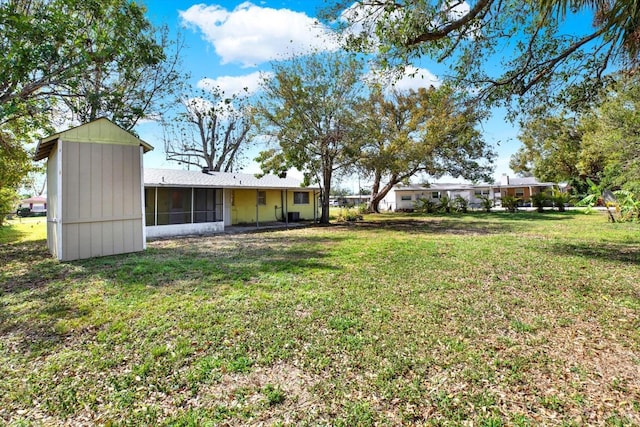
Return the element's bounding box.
[17,196,47,216]
[144,168,320,239]
[380,175,557,211]
[488,175,556,206]
[34,117,320,261]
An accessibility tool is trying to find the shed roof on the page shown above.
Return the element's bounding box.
[144,168,319,190]
[34,117,153,161]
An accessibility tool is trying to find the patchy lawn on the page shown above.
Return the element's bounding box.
[1,212,639,425]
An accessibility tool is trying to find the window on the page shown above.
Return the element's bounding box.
[432,191,441,199]
[293,191,309,204]
[515,189,525,197]
[475,189,490,197]
[258,191,267,205]
[401,195,412,201]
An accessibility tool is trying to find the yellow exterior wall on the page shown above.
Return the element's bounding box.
[231,189,318,225]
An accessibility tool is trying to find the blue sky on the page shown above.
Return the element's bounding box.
[135,0,524,188]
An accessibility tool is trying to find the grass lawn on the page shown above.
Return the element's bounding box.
[1,211,639,426]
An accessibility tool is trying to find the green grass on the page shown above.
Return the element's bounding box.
[1,211,639,425]
[0,216,47,243]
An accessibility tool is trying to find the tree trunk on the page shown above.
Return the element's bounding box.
[320,158,332,224]
[369,173,399,213]
[369,171,382,213]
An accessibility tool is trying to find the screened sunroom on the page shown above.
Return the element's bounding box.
[144,186,225,238]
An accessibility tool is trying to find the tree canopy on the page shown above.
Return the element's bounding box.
[332,0,640,115]
[1,0,183,133]
[356,85,494,212]
[0,0,183,217]
[254,52,366,224]
[511,73,640,194]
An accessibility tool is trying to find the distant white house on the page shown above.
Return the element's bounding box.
[380,175,557,211]
[17,196,47,215]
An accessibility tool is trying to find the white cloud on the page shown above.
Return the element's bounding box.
[393,66,442,91]
[197,71,272,96]
[444,0,470,20]
[365,66,441,91]
[180,2,338,67]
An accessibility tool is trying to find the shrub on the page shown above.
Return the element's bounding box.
[438,195,452,213]
[414,198,437,213]
[478,195,493,213]
[550,188,572,212]
[502,195,520,213]
[530,191,549,213]
[453,195,468,213]
[336,208,363,222]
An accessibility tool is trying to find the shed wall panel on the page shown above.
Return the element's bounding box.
[59,141,144,260]
[46,144,60,259]
[102,146,113,219]
[91,144,103,220]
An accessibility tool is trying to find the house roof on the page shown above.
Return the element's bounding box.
[34,117,153,161]
[144,168,319,190]
[394,183,476,192]
[393,176,556,192]
[492,176,555,187]
[20,196,46,204]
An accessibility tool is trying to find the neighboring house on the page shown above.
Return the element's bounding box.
[380,175,557,211]
[144,168,320,239]
[17,196,47,216]
[490,175,556,206]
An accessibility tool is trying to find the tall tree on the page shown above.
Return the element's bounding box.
[254,52,365,224]
[0,118,38,225]
[331,0,639,114]
[163,86,252,172]
[0,0,183,133]
[510,114,584,183]
[579,74,640,193]
[510,73,640,194]
[357,85,494,212]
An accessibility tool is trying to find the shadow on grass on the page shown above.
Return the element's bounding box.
[1,231,343,355]
[548,241,640,265]
[333,211,581,236]
[0,224,29,244]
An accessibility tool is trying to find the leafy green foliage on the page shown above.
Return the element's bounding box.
[438,194,452,213]
[613,190,640,222]
[510,114,582,183]
[356,85,494,213]
[550,188,572,212]
[254,51,366,223]
[332,0,638,115]
[502,195,520,213]
[453,195,469,213]
[478,195,493,213]
[414,197,437,213]
[530,191,549,213]
[579,75,640,194]
[1,0,184,132]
